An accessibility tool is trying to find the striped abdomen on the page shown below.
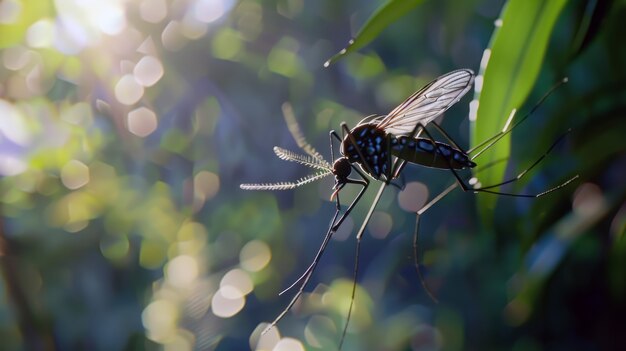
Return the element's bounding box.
[391,136,476,170]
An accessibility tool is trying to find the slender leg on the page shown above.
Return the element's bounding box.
[409,131,578,301]
[338,181,386,349]
[417,124,578,198]
[262,176,368,335]
[467,128,579,197]
[278,131,346,295]
[412,183,458,302]
[429,121,464,151]
[265,128,371,335]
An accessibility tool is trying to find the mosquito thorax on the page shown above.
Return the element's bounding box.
[341,123,389,179]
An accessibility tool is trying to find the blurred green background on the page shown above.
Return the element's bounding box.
[0,0,624,350]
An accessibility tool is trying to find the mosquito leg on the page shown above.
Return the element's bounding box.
[429,121,464,151]
[277,132,358,297]
[339,233,362,350]
[466,129,579,197]
[262,209,341,334]
[412,183,458,302]
[331,166,372,349]
[263,176,368,336]
[278,202,344,296]
[339,183,381,349]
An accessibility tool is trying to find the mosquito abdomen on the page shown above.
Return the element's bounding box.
[391,137,476,170]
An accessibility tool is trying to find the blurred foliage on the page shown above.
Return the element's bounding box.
[0,0,624,351]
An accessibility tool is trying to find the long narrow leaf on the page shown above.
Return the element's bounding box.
[471,0,567,222]
[324,0,425,67]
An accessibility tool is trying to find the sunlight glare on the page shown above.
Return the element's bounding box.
[54,0,128,53]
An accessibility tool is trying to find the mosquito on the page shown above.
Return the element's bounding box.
[241,69,578,348]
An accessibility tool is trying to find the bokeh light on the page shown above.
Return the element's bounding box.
[115,74,145,105]
[60,160,89,189]
[220,268,253,295]
[572,182,604,216]
[240,240,271,272]
[142,299,179,343]
[127,107,158,137]
[166,255,199,288]
[273,337,305,351]
[398,181,429,212]
[250,323,280,351]
[211,285,245,318]
[368,211,393,239]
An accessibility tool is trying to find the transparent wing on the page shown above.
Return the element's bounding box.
[376,69,474,136]
[355,114,385,127]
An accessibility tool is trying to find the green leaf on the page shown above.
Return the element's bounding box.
[471,0,567,223]
[324,0,424,67]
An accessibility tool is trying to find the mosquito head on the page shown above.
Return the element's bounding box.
[331,157,351,200]
[332,157,351,180]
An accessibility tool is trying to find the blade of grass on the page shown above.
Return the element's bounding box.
[471,0,567,224]
[324,0,425,67]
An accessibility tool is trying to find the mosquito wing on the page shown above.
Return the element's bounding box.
[376,69,474,136]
